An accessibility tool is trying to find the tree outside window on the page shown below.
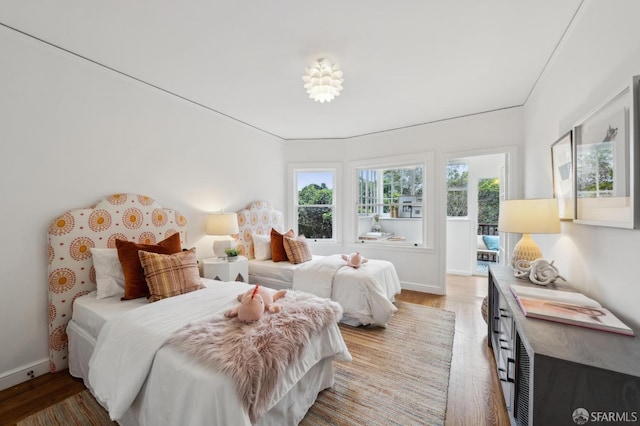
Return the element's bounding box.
[478,178,500,224]
[295,170,335,239]
[357,166,423,216]
[447,162,468,217]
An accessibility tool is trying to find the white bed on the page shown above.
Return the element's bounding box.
[48,194,350,426]
[236,201,402,327]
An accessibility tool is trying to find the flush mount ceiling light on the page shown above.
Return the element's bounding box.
[302,58,344,103]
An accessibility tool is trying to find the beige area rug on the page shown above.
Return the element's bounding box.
[18,301,454,426]
[17,390,116,426]
[302,301,455,426]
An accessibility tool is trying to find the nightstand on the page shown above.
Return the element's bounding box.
[202,256,248,282]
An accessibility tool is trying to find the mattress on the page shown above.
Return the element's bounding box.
[250,255,402,327]
[71,278,217,339]
[69,280,350,425]
[249,258,306,283]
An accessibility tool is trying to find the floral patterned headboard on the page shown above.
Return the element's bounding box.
[47,194,188,372]
[235,201,284,259]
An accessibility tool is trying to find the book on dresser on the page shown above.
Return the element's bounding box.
[509,284,634,336]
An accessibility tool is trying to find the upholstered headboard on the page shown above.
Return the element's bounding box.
[47,194,188,372]
[235,201,284,259]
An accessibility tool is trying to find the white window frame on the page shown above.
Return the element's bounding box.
[350,153,434,249]
[288,163,341,242]
[446,161,469,218]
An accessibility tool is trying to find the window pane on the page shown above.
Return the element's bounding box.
[355,163,424,245]
[297,171,333,205]
[478,178,500,224]
[447,162,468,217]
[298,206,333,238]
[295,169,335,240]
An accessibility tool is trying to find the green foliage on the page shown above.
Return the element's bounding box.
[478,178,500,224]
[446,165,468,217]
[298,183,333,238]
[225,248,239,257]
[298,183,332,205]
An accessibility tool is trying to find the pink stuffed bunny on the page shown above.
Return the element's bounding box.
[225,284,286,323]
[341,252,368,269]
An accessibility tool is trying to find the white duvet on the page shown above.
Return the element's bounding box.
[88,281,350,424]
[292,254,402,327]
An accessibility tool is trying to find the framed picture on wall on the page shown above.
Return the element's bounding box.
[550,130,574,220]
[573,75,640,228]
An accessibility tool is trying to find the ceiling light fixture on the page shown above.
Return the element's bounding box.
[302,58,343,103]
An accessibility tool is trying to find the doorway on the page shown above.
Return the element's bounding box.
[446,153,506,277]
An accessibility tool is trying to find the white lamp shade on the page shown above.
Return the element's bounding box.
[498,199,560,267]
[206,213,239,236]
[498,199,561,234]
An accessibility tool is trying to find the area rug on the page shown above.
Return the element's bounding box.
[301,301,455,426]
[17,390,115,426]
[18,301,455,426]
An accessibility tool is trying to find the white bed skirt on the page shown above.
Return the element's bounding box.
[67,319,335,425]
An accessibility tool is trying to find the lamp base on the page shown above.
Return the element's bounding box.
[511,233,543,268]
[213,238,236,258]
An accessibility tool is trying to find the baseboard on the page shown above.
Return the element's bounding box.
[401,281,444,295]
[446,268,472,276]
[0,358,50,391]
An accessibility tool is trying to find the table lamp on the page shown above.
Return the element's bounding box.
[206,212,240,258]
[498,199,560,267]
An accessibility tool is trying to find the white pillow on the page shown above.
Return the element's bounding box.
[91,248,125,299]
[252,234,272,260]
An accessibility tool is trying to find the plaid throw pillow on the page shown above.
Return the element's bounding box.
[138,248,203,302]
[283,235,312,264]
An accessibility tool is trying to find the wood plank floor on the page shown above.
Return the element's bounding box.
[0,274,509,425]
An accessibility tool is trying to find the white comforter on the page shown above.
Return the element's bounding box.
[292,254,401,327]
[88,282,350,424]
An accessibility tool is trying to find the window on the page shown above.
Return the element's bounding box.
[357,166,423,217]
[356,162,424,245]
[446,162,468,217]
[293,169,336,239]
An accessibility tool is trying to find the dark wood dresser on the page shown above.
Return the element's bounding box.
[488,264,640,425]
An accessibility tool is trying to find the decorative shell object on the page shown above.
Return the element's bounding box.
[514,259,564,286]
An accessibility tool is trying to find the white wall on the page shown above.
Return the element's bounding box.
[523,0,640,328]
[285,108,523,295]
[0,26,285,388]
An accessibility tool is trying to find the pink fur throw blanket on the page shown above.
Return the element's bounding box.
[166,291,343,423]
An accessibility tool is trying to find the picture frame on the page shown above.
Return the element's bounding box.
[550,130,574,221]
[398,196,416,218]
[572,75,640,228]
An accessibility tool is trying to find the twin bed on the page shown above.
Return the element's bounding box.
[235,201,402,327]
[47,194,400,425]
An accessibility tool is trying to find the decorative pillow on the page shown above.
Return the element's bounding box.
[252,234,272,261]
[91,248,125,300]
[270,228,294,262]
[477,235,488,250]
[283,235,312,264]
[138,248,203,303]
[116,232,182,300]
[483,235,500,251]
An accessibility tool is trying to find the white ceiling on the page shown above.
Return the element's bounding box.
[1,1,583,140]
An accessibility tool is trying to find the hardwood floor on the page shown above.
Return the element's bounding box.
[0,274,509,425]
[396,274,510,426]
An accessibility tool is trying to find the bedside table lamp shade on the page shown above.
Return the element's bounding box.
[498,199,560,267]
[206,213,240,258]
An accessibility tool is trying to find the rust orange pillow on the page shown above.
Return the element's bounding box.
[116,232,182,300]
[270,228,294,262]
